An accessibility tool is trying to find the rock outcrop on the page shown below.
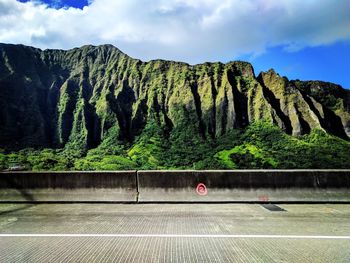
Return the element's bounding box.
[0,43,349,150]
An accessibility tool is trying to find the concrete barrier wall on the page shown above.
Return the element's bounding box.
[137,170,350,202]
[0,171,137,202]
[1,170,349,202]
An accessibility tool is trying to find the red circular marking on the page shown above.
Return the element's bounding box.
[196,183,208,196]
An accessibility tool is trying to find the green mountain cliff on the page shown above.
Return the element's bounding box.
[0,43,349,170]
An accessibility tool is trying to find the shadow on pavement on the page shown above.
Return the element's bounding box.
[0,203,35,216]
[0,175,36,215]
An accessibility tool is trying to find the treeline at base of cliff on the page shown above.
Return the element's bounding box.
[0,43,350,170]
[1,122,350,171]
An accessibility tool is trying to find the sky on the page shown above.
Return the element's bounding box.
[1,0,350,88]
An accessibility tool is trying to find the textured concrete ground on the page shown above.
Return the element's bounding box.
[0,203,349,262]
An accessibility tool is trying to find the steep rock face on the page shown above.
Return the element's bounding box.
[0,43,349,150]
[258,69,321,136]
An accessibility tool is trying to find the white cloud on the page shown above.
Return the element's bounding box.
[0,0,349,63]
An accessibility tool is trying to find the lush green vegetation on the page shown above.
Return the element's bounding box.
[1,44,349,171]
[1,122,350,171]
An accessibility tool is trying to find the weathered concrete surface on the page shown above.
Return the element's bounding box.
[0,171,137,202]
[0,204,349,262]
[138,170,350,202]
[1,170,350,202]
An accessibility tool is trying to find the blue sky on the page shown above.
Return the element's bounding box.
[2,0,350,88]
[18,0,89,9]
[241,42,350,88]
